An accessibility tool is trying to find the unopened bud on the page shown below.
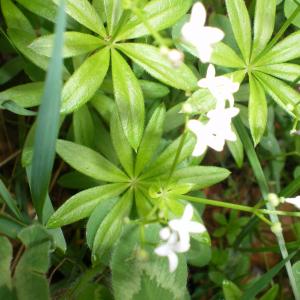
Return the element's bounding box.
[271,222,282,235]
[267,193,280,207]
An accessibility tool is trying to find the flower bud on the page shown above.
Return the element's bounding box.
[271,222,282,235]
[267,193,280,207]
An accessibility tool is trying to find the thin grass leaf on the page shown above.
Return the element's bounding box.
[30,0,66,218]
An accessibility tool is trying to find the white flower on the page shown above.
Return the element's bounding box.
[198,64,240,107]
[160,46,184,68]
[169,204,206,252]
[181,2,224,63]
[187,106,239,156]
[154,230,180,272]
[284,196,300,209]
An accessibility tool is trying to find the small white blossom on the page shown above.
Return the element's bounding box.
[160,46,184,67]
[169,204,206,252]
[187,106,239,156]
[181,2,224,63]
[198,64,240,107]
[284,196,300,209]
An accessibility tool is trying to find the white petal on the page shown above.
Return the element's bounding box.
[192,140,207,157]
[200,27,225,44]
[182,204,194,221]
[154,244,171,257]
[159,227,171,240]
[176,230,191,252]
[187,119,203,135]
[190,2,207,28]
[187,221,207,233]
[285,196,300,209]
[197,45,213,63]
[168,219,182,232]
[207,64,216,79]
[168,251,179,272]
[207,134,225,152]
[197,78,210,89]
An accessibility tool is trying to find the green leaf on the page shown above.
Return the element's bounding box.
[211,42,245,68]
[112,49,145,151]
[292,261,300,295]
[172,166,230,190]
[92,190,133,261]
[118,43,198,91]
[0,57,23,85]
[226,124,244,168]
[110,108,134,177]
[16,0,58,22]
[0,236,12,290]
[47,184,127,227]
[254,71,300,118]
[0,215,23,239]
[0,82,43,108]
[187,234,211,267]
[135,104,166,176]
[225,0,252,62]
[30,0,66,218]
[53,0,106,36]
[90,91,114,123]
[0,179,22,219]
[58,171,101,189]
[252,0,276,60]
[111,224,188,300]
[255,31,300,65]
[139,80,170,99]
[30,32,105,58]
[117,0,192,40]
[61,47,110,114]
[259,285,279,300]
[249,75,268,146]
[284,0,300,28]
[254,63,300,82]
[223,280,242,300]
[56,139,128,182]
[73,105,95,148]
[1,100,36,116]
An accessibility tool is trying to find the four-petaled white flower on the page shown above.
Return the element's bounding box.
[284,196,300,209]
[154,204,206,272]
[181,2,224,63]
[187,106,239,156]
[198,64,240,108]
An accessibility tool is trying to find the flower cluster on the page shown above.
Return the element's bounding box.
[180,2,240,157]
[154,204,206,272]
[268,193,300,209]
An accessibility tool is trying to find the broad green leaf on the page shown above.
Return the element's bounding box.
[61,47,110,114]
[252,0,276,60]
[30,32,105,58]
[30,0,66,218]
[111,224,187,300]
[0,236,12,290]
[254,71,300,118]
[117,0,192,40]
[0,215,23,239]
[164,103,185,133]
[292,261,300,295]
[92,190,133,261]
[135,104,166,176]
[90,92,114,123]
[99,0,123,34]
[0,83,44,108]
[249,75,268,146]
[172,166,230,190]
[211,42,245,68]
[223,280,242,300]
[134,189,152,217]
[118,43,198,91]
[187,234,211,267]
[53,0,106,36]
[259,285,279,300]
[254,63,300,82]
[139,80,170,99]
[110,109,134,177]
[58,171,101,190]
[226,124,244,168]
[16,0,57,22]
[0,179,22,219]
[142,133,196,179]
[1,0,33,33]
[225,0,252,62]
[112,49,145,150]
[86,197,119,249]
[56,139,128,182]
[47,184,127,227]
[255,31,300,65]
[73,104,95,147]
[1,101,36,116]
[0,57,23,85]
[284,0,300,28]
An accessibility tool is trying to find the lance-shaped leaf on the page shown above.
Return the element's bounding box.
[47,184,127,227]
[255,31,300,65]
[225,0,252,62]
[251,0,276,60]
[172,166,230,190]
[0,236,12,291]
[135,104,166,176]
[117,0,192,40]
[112,49,145,151]
[118,43,198,91]
[92,190,133,261]
[53,0,106,36]
[30,32,105,58]
[249,74,268,146]
[56,139,128,182]
[61,47,110,114]
[110,108,134,177]
[226,124,244,168]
